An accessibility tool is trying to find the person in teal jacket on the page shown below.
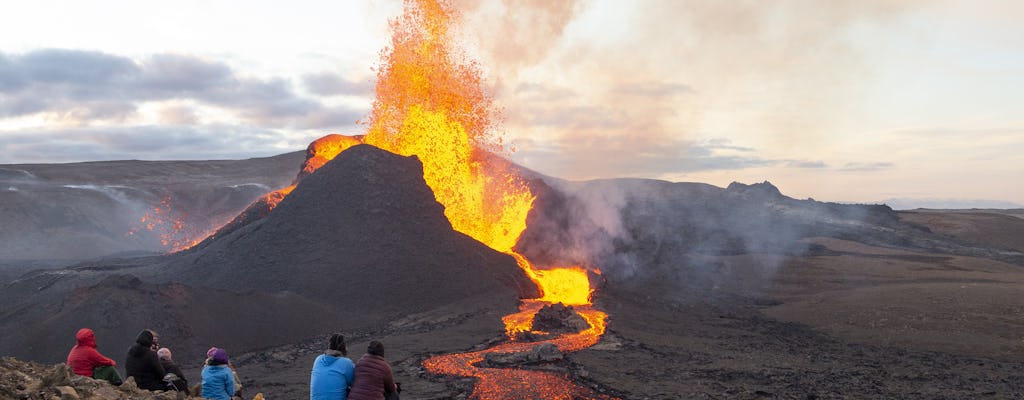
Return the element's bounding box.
[201,347,236,400]
[310,333,356,400]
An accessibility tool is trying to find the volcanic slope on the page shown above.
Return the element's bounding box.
[0,144,536,366]
[160,144,538,322]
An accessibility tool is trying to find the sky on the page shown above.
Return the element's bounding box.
[1,0,1022,208]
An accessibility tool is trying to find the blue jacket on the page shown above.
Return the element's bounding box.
[201,364,235,400]
[310,353,355,400]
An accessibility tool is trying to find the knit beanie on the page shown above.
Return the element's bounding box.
[210,348,229,364]
[157,347,172,360]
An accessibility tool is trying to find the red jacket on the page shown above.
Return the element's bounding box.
[348,354,397,400]
[66,328,116,376]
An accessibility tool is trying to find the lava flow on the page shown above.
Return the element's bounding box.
[218,0,615,397]
[361,0,616,398]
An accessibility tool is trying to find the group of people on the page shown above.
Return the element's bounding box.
[66,328,242,399]
[309,333,400,400]
[66,328,399,400]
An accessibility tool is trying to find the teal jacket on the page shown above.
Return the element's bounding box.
[201,364,235,400]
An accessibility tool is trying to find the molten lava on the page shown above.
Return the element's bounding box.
[126,195,209,252]
[360,0,615,399]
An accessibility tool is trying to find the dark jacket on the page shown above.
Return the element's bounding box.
[159,358,188,392]
[67,328,116,377]
[125,330,166,391]
[348,354,396,400]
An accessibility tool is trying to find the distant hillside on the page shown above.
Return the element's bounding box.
[0,151,305,260]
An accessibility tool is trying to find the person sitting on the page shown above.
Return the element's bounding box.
[157,347,188,392]
[124,329,167,391]
[201,347,237,400]
[66,328,122,385]
[310,333,355,400]
[348,341,398,400]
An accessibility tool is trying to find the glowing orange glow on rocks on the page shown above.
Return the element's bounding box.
[297,134,364,180]
[126,195,211,253]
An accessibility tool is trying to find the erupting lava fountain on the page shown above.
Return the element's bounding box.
[199,0,617,398]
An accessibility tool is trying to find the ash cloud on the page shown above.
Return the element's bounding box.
[464,1,921,180]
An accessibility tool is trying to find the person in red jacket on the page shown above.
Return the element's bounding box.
[66,328,122,385]
[348,341,399,400]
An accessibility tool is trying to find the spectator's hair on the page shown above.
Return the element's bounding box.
[367,340,384,356]
[328,333,347,356]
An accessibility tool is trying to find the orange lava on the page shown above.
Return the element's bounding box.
[424,303,613,400]
[126,195,211,253]
[219,0,616,397]
[297,134,364,180]
[360,1,617,399]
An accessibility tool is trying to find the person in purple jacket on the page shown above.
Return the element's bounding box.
[348,341,398,400]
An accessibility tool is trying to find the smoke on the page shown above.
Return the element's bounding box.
[518,177,897,298]
[456,1,926,180]
[456,0,581,79]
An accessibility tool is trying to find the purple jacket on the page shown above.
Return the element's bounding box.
[347,354,396,400]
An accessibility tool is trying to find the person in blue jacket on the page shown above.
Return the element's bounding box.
[310,333,356,400]
[201,347,236,400]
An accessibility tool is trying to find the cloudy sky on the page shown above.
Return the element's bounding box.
[1,0,1022,207]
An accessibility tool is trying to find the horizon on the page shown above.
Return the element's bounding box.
[1,0,1022,207]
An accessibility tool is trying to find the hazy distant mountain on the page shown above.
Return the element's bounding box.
[881,198,1024,210]
[0,152,304,260]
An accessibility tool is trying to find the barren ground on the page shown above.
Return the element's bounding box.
[197,210,1024,399]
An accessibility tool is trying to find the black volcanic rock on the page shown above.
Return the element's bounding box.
[531,303,589,333]
[166,144,538,326]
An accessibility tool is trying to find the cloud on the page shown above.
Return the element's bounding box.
[0,48,370,129]
[1,125,288,163]
[515,136,784,178]
[840,162,895,172]
[614,82,694,98]
[785,160,828,169]
[302,72,375,97]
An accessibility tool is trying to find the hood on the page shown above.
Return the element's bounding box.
[128,329,154,357]
[318,353,346,367]
[75,328,96,348]
[134,329,154,347]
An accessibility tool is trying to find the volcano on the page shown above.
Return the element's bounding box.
[162,144,538,309]
[0,144,537,367]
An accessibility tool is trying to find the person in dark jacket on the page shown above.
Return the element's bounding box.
[66,328,122,385]
[348,341,398,400]
[310,333,355,400]
[201,347,236,400]
[124,329,167,391]
[157,347,188,392]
